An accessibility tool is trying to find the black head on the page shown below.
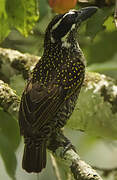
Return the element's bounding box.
[44,7,97,49]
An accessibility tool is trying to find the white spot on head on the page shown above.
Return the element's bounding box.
[61,23,76,48]
[61,30,70,42]
[71,24,76,30]
[62,41,71,48]
[63,10,75,18]
[52,10,76,31]
[52,18,62,31]
[51,36,55,43]
[51,10,77,46]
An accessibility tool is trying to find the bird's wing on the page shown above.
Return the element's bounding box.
[19,80,67,135]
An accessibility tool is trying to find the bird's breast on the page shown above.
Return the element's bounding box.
[55,59,85,91]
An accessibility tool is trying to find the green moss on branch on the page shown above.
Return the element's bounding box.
[0,80,20,119]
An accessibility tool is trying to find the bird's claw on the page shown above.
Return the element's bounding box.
[62,140,76,157]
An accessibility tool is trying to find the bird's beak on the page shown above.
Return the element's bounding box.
[77,6,97,22]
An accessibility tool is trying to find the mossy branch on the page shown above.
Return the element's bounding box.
[0,47,39,81]
[84,71,117,114]
[0,80,20,119]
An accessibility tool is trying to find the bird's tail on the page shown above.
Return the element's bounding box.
[22,141,46,173]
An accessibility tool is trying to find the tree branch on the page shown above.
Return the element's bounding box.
[50,154,62,180]
[0,47,39,81]
[84,71,117,114]
[48,130,102,180]
[93,166,117,177]
[0,79,20,119]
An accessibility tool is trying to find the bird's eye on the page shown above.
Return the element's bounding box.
[74,12,78,18]
[78,11,82,14]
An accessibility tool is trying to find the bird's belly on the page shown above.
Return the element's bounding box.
[54,91,79,129]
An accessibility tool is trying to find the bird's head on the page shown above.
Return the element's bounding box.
[44,6,97,49]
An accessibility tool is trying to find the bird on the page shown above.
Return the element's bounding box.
[19,6,97,173]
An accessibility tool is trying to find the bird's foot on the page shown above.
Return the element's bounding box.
[61,135,77,156]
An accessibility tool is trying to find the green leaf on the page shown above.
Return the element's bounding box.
[0,17,10,42]
[0,109,20,150]
[84,30,117,68]
[0,133,17,180]
[66,87,117,140]
[0,0,10,42]
[104,16,116,32]
[0,109,20,179]
[0,0,7,18]
[0,0,39,42]
[86,7,114,39]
